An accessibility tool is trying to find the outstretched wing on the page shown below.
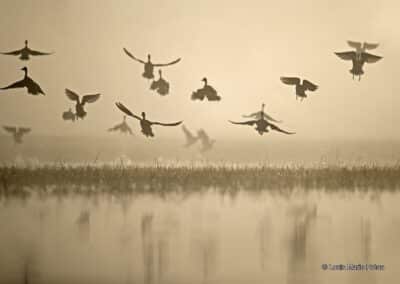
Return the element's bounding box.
[335,51,356,61]
[1,79,26,90]
[151,120,183,127]
[364,42,379,50]
[65,89,80,102]
[347,40,362,49]
[303,80,318,92]
[153,58,181,67]
[18,127,31,135]
[280,77,300,86]
[115,102,142,120]
[3,126,17,134]
[28,48,53,56]
[1,49,22,56]
[182,125,196,139]
[81,94,100,105]
[229,120,257,126]
[362,52,382,64]
[123,48,146,64]
[269,123,295,135]
[108,123,123,132]
[242,111,282,123]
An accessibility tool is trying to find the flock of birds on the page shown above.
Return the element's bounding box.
[0,40,383,152]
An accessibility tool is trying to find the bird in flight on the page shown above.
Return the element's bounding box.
[242,103,282,123]
[347,40,379,59]
[1,40,52,61]
[115,102,182,138]
[280,77,318,101]
[1,67,45,95]
[229,104,294,136]
[197,129,216,153]
[108,116,133,135]
[150,70,170,96]
[123,48,181,80]
[182,125,200,148]
[65,89,101,119]
[3,126,31,144]
[191,78,221,101]
[335,51,382,81]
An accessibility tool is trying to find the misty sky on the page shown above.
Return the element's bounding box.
[0,0,399,141]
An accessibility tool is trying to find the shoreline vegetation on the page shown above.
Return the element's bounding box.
[1,161,400,196]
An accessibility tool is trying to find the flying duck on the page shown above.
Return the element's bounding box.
[191,78,221,101]
[1,67,45,95]
[280,77,318,101]
[197,129,216,153]
[181,125,200,148]
[3,126,31,144]
[115,102,182,137]
[347,41,379,59]
[242,103,282,122]
[335,50,382,81]
[150,70,170,95]
[1,40,52,61]
[123,48,181,79]
[65,89,101,119]
[108,116,133,135]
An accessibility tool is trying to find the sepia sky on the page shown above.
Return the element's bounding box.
[0,0,399,141]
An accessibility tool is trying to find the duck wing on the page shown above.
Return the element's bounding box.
[153,58,181,67]
[115,102,142,121]
[123,48,146,64]
[18,127,31,135]
[361,52,382,64]
[182,125,197,140]
[3,126,17,134]
[269,123,295,135]
[27,48,53,56]
[280,77,300,86]
[242,111,282,123]
[303,80,318,92]
[347,41,362,50]
[65,89,80,102]
[335,51,356,61]
[150,120,183,127]
[81,94,101,105]
[229,120,257,126]
[108,123,123,132]
[26,77,45,95]
[1,48,23,56]
[363,42,379,50]
[1,79,26,90]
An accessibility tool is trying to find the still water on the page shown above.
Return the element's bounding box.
[0,189,398,284]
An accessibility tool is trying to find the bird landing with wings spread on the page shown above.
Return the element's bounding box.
[3,126,31,144]
[65,89,101,119]
[1,40,53,61]
[123,48,181,80]
[115,102,182,138]
[1,67,45,95]
[280,77,318,101]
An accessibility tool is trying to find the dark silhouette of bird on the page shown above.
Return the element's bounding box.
[191,78,221,101]
[335,50,382,81]
[150,70,170,96]
[3,126,31,144]
[1,67,45,95]
[280,77,318,101]
[242,103,282,122]
[181,125,200,148]
[197,129,216,153]
[115,102,182,138]
[65,89,101,119]
[229,106,294,135]
[1,40,52,61]
[347,41,379,59]
[108,116,133,135]
[123,48,181,79]
[62,108,76,122]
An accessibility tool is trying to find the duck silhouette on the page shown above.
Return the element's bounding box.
[115,102,182,138]
[150,70,170,96]
[229,105,294,136]
[335,50,382,81]
[197,129,216,153]
[191,78,221,101]
[3,126,31,144]
[123,48,181,79]
[1,67,45,95]
[280,77,318,101]
[108,116,133,135]
[62,108,76,122]
[1,40,52,61]
[347,41,379,59]
[65,89,101,119]
[181,125,200,148]
[242,103,282,123]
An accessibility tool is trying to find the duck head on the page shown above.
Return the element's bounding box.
[158,69,162,78]
[141,112,146,119]
[24,40,28,47]
[147,54,151,62]
[202,77,208,86]
[21,67,28,76]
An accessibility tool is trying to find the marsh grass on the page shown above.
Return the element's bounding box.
[1,161,400,198]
